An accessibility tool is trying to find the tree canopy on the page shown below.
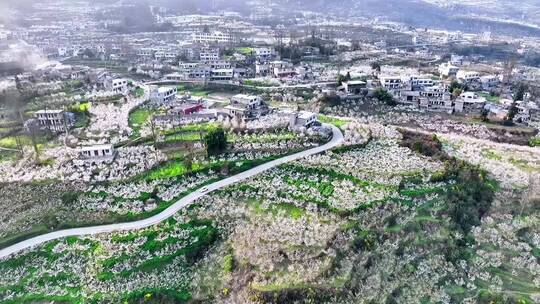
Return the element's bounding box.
[204,128,227,155]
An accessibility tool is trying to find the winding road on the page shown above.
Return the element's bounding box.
[0,124,343,260]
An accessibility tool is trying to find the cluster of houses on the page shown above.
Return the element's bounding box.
[335,57,539,124]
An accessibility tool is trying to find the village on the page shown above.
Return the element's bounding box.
[1,1,540,303]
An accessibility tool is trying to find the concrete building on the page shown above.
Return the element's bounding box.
[408,76,434,89]
[457,71,481,83]
[33,109,75,132]
[179,62,199,71]
[188,67,211,79]
[192,31,235,44]
[225,94,269,119]
[204,60,231,69]
[271,61,295,78]
[255,62,270,76]
[450,54,464,66]
[254,47,276,60]
[290,111,317,128]
[379,76,402,89]
[516,101,540,123]
[211,69,234,81]
[480,75,500,90]
[105,78,129,94]
[342,80,367,95]
[78,144,115,162]
[138,48,154,57]
[454,92,486,113]
[200,49,219,61]
[438,62,460,77]
[149,86,178,103]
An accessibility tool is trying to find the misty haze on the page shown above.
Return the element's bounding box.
[0,1,540,304]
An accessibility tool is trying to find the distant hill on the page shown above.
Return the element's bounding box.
[269,0,540,37]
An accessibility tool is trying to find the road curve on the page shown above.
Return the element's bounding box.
[0,124,343,259]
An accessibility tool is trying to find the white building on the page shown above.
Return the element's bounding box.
[105,78,129,94]
[188,67,211,79]
[179,62,199,71]
[192,31,235,44]
[454,92,486,113]
[457,71,481,82]
[342,80,367,95]
[254,47,276,60]
[408,76,434,89]
[379,76,402,89]
[255,62,270,76]
[138,48,154,57]
[516,101,540,123]
[450,54,464,66]
[211,69,234,81]
[200,49,220,61]
[225,94,268,119]
[78,144,115,162]
[438,62,460,77]
[149,86,178,103]
[290,111,317,128]
[230,94,263,108]
[480,75,500,90]
[58,47,68,57]
[204,60,232,69]
[271,61,295,78]
[33,109,74,132]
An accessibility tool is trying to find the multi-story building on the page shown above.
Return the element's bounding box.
[254,47,276,60]
[480,75,500,90]
[188,67,212,79]
[33,109,75,132]
[454,92,486,113]
[419,87,453,111]
[450,54,464,66]
[438,62,460,77]
[105,78,129,94]
[290,111,318,128]
[179,62,199,71]
[379,76,402,89]
[255,62,270,76]
[225,94,269,119]
[457,71,481,83]
[270,61,295,78]
[149,86,177,103]
[78,144,115,163]
[408,76,434,89]
[516,101,540,123]
[192,31,235,44]
[199,49,219,61]
[399,85,452,112]
[203,60,231,69]
[342,80,367,95]
[211,69,234,81]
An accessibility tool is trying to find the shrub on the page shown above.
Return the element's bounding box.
[374,88,396,106]
[204,128,227,155]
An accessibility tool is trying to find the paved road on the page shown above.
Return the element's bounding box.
[0,124,343,260]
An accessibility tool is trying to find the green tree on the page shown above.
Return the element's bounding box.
[320,92,341,107]
[374,88,396,106]
[514,83,526,101]
[452,88,463,100]
[204,128,227,155]
[480,108,489,122]
[183,153,193,173]
[504,101,519,125]
[337,74,347,86]
[370,62,381,75]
